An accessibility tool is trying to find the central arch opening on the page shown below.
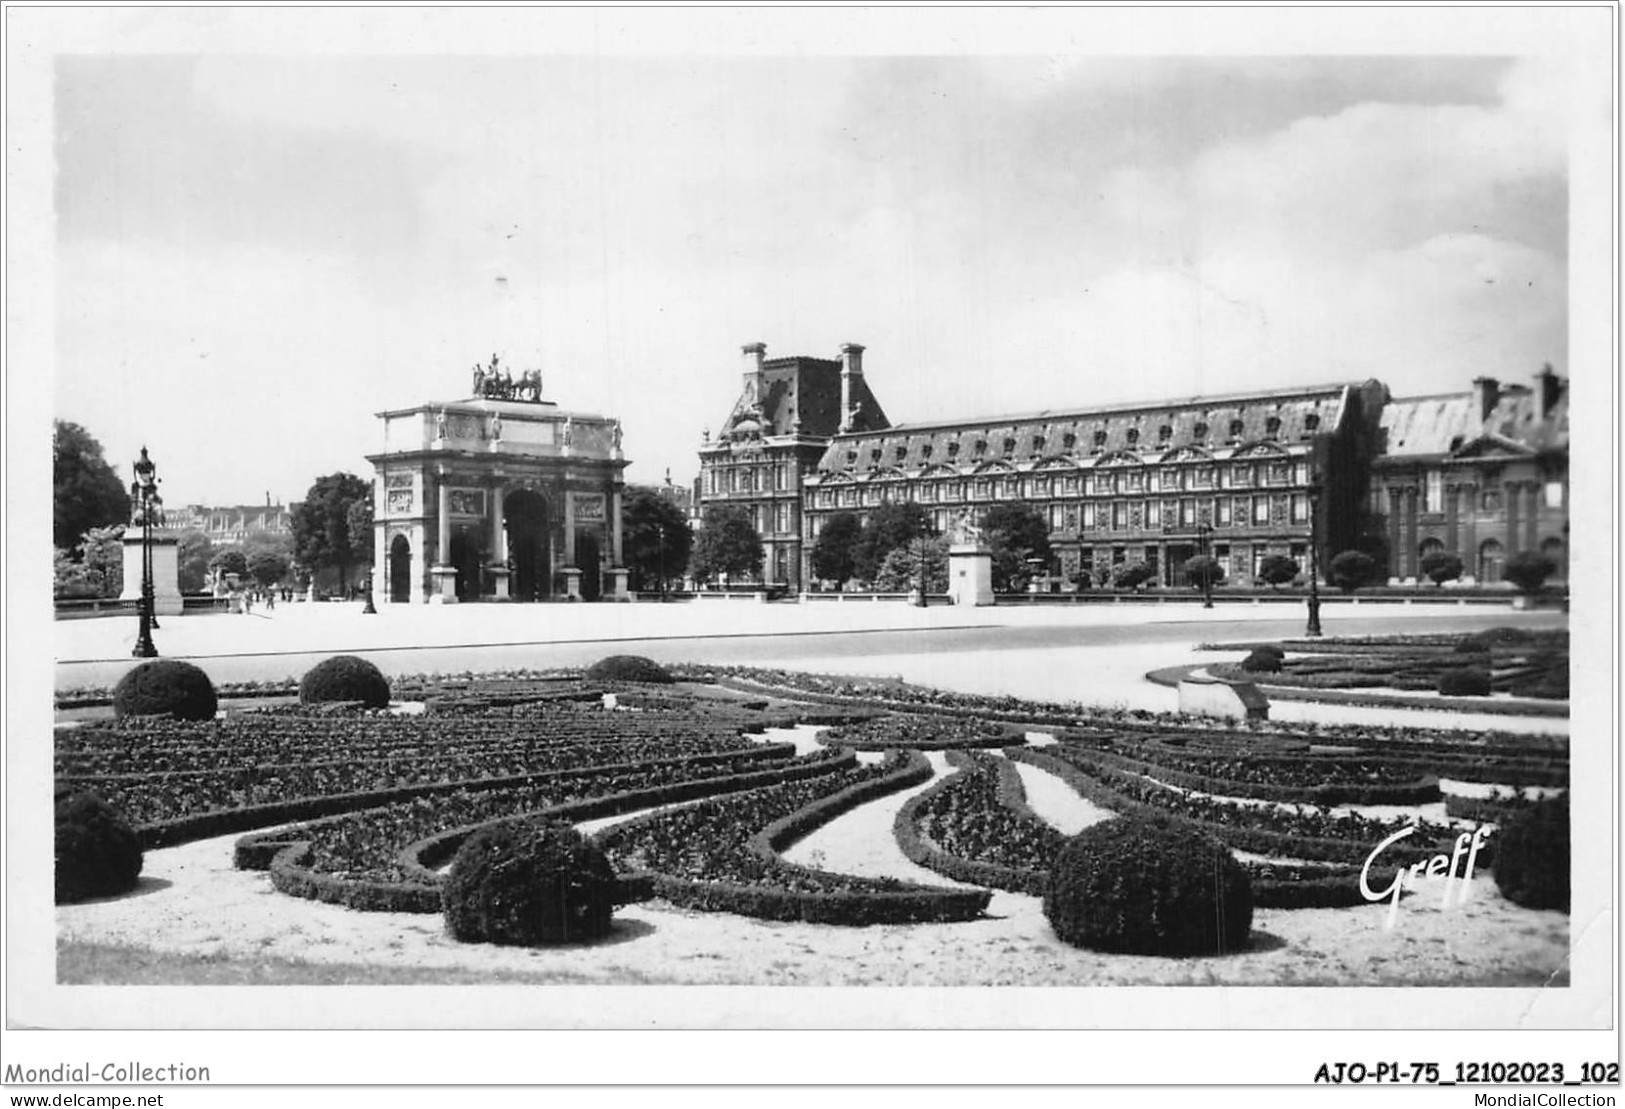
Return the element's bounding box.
[389,534,412,603]
[504,490,552,601]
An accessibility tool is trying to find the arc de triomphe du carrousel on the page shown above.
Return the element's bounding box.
[367,355,629,605]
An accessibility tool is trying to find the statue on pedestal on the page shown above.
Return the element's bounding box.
[953,507,983,546]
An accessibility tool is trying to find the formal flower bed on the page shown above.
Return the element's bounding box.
[820,714,1021,750]
[894,752,1065,893]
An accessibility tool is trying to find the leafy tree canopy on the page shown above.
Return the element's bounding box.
[1328,549,1380,594]
[1503,551,1556,595]
[175,530,217,593]
[1184,554,1226,590]
[292,473,371,589]
[873,536,950,594]
[621,489,693,593]
[689,504,763,585]
[53,421,131,553]
[810,512,863,587]
[981,503,1051,593]
[1112,561,1155,590]
[1257,554,1301,589]
[854,502,935,584]
[1420,550,1464,587]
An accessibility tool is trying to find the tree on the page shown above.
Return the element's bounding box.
[872,536,949,593]
[689,504,763,585]
[1504,551,1556,596]
[1420,550,1464,588]
[854,502,935,585]
[1257,554,1301,590]
[209,549,249,580]
[1112,561,1154,590]
[53,421,131,552]
[1184,554,1226,592]
[54,548,100,599]
[175,530,217,593]
[248,549,291,590]
[621,490,693,593]
[291,473,371,594]
[345,493,375,579]
[81,525,125,598]
[1328,549,1380,594]
[810,512,863,588]
[981,503,1052,593]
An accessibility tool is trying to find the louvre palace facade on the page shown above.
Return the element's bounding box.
[697,343,1569,593]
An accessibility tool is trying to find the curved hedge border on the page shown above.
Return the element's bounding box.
[1072,744,1443,807]
[1004,747,1428,908]
[152,743,795,852]
[240,749,858,913]
[892,753,1053,895]
[603,751,990,924]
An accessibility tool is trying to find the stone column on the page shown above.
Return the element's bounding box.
[610,487,624,565]
[1445,482,1459,556]
[431,476,458,603]
[561,489,580,600]
[1403,486,1419,581]
[1460,483,1478,584]
[1504,481,1521,555]
[1387,487,1404,583]
[1524,482,1539,554]
[488,482,510,600]
[373,500,387,606]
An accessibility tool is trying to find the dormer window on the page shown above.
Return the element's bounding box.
[895,446,908,463]
[1002,437,1017,455]
[1032,435,1046,453]
[1449,435,1464,452]
[1092,430,1108,449]
[946,441,960,457]
[1062,432,1077,449]
[1304,414,1320,432]
[1229,419,1245,439]
[870,448,883,463]
[974,439,988,456]
[845,450,858,464]
[1193,422,1208,441]
[1158,425,1173,443]
[1126,428,1140,446]
[1264,416,1282,439]
[921,444,934,459]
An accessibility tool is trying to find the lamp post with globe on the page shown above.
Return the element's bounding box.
[130,447,160,658]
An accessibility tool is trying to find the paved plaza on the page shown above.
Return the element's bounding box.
[54,598,1570,734]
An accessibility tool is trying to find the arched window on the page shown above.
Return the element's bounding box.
[1092,429,1108,448]
[1478,539,1505,584]
[1229,419,1245,440]
[1158,424,1173,443]
[1126,428,1140,446]
[1265,416,1282,439]
[1192,422,1208,441]
[1062,432,1077,449]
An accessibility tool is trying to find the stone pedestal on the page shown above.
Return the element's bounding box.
[948,544,995,606]
[488,566,511,601]
[119,528,184,616]
[562,566,583,601]
[430,565,460,604]
[606,567,630,602]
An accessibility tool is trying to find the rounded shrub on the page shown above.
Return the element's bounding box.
[1454,636,1491,655]
[1437,667,1492,696]
[442,821,619,945]
[1493,793,1568,912]
[299,655,391,709]
[1044,818,1253,956]
[112,659,218,721]
[584,655,674,684]
[1240,648,1283,673]
[55,790,143,904]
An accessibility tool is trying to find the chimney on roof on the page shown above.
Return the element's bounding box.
[1471,376,1500,423]
[741,342,766,407]
[1536,363,1561,419]
[839,342,865,432]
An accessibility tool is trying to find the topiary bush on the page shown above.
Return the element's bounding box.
[1240,648,1283,673]
[299,655,391,709]
[1493,793,1568,912]
[1044,818,1253,956]
[442,821,620,945]
[55,790,144,904]
[112,659,218,721]
[1437,667,1492,696]
[1454,636,1492,655]
[584,655,675,684]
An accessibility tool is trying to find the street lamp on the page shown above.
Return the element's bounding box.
[362,571,377,614]
[657,523,668,602]
[1306,472,1324,637]
[1196,522,1214,609]
[130,447,159,658]
[915,517,930,608]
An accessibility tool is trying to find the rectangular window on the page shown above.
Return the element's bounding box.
[1424,470,1443,514]
[1481,489,1502,512]
[1294,461,1310,486]
[1049,504,1064,531]
[1232,464,1251,487]
[1147,471,1159,493]
[1544,481,1564,509]
[1146,500,1161,527]
[777,503,791,534]
[1291,493,1309,524]
[1112,502,1127,530]
[1063,475,1079,495]
[1193,467,1213,488]
[1082,503,1096,529]
[1270,462,1291,486]
[775,465,788,492]
[1218,467,1232,489]
[1216,498,1232,526]
[1144,546,1159,577]
[1125,470,1143,493]
[1180,498,1195,526]
[1253,495,1270,525]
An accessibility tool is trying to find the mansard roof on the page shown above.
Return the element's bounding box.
[813,381,1363,476]
[1377,373,1568,463]
[717,356,890,444]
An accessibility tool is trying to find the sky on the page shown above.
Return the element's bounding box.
[33,10,1608,509]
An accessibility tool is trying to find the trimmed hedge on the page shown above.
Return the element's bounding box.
[1492,793,1569,912]
[1044,817,1253,956]
[300,655,391,709]
[892,753,1057,895]
[442,821,620,945]
[55,790,144,903]
[584,655,674,684]
[1240,649,1283,674]
[1437,667,1492,697]
[112,659,218,722]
